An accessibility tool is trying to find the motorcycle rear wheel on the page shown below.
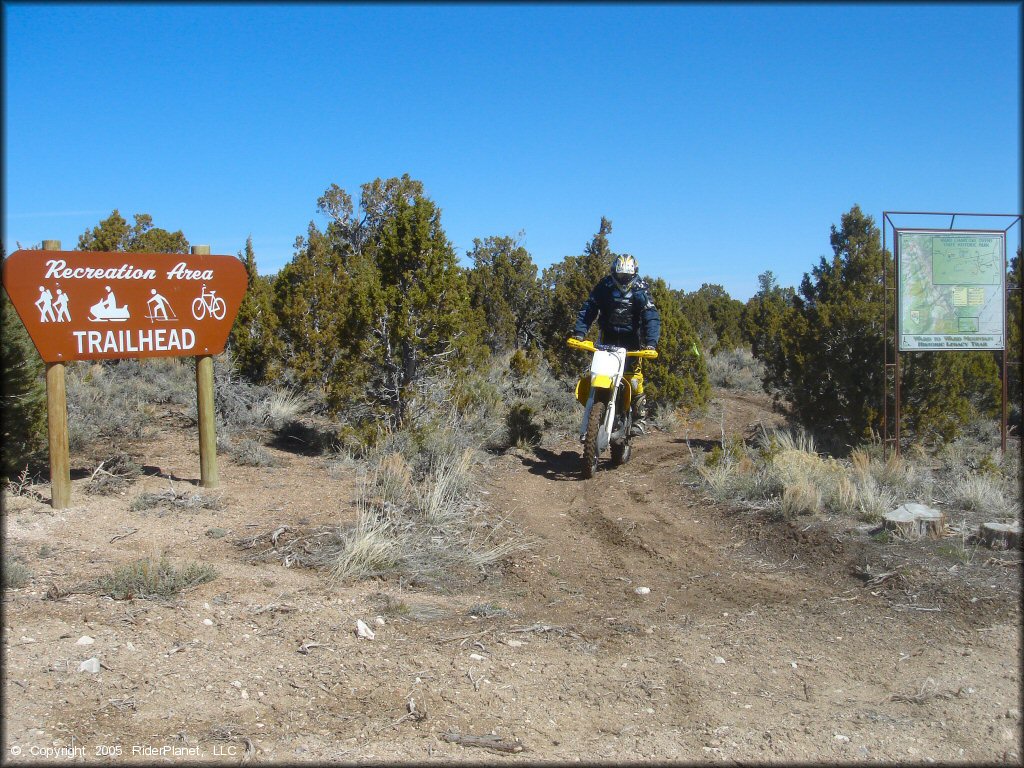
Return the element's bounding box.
[610,439,631,465]
[582,400,606,479]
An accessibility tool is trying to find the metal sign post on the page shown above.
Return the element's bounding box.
[883,211,1021,457]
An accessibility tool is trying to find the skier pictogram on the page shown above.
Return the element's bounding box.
[145,289,177,322]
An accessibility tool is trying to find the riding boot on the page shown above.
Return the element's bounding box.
[630,393,647,436]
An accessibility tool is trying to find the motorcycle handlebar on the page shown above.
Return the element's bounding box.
[566,337,658,359]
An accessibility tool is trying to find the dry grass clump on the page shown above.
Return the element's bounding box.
[66,364,157,451]
[247,422,527,587]
[946,473,1016,517]
[330,437,526,585]
[226,437,283,468]
[697,421,1021,526]
[130,485,224,514]
[4,467,45,502]
[92,556,216,599]
[330,512,404,583]
[266,390,312,430]
[696,428,910,521]
[471,352,576,451]
[86,453,142,495]
[781,480,823,517]
[934,431,1021,519]
[2,556,32,588]
[706,348,765,392]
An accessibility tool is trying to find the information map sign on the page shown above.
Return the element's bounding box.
[896,230,1005,351]
[2,250,248,362]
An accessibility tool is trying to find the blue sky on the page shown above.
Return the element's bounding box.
[3,3,1020,301]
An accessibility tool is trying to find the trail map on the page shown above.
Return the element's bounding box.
[897,230,1005,351]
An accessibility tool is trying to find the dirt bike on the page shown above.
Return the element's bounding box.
[567,337,658,479]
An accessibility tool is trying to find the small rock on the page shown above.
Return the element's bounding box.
[714,656,726,664]
[231,680,242,688]
[835,734,850,743]
[78,658,100,674]
[505,639,524,648]
[469,653,486,661]
[634,587,651,596]
[75,636,95,645]
[20,636,36,643]
[374,616,386,627]
[241,690,249,700]
[355,619,375,640]
[1007,709,1021,722]
[203,619,213,626]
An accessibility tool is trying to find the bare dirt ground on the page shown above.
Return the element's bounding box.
[3,390,1021,764]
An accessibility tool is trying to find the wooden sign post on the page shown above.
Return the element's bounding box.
[42,240,71,508]
[2,245,247,505]
[191,245,218,488]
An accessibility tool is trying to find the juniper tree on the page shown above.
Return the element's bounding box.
[643,278,710,412]
[742,270,796,391]
[760,205,890,450]
[466,234,541,353]
[679,283,746,354]
[273,223,379,411]
[1,283,46,478]
[539,217,617,379]
[227,236,283,384]
[365,189,484,426]
[78,211,189,253]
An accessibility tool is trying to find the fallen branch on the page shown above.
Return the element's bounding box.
[109,528,139,544]
[983,557,1022,569]
[437,629,491,644]
[890,677,967,704]
[441,731,523,753]
[508,623,581,638]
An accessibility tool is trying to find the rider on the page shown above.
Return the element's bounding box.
[572,253,661,434]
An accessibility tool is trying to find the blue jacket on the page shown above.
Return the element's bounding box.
[574,276,661,348]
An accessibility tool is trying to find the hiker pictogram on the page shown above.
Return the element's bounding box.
[53,289,71,322]
[35,286,56,322]
[89,286,131,322]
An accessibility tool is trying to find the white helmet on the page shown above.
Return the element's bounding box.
[611,253,639,291]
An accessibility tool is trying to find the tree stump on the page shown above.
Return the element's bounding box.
[978,522,1022,551]
[883,504,945,540]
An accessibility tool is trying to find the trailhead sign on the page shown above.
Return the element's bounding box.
[2,250,248,362]
[896,230,1006,351]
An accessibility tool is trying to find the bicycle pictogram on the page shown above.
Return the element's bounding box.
[191,284,226,321]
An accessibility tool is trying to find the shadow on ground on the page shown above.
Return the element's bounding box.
[515,446,585,481]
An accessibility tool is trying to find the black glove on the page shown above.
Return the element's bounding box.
[642,344,656,351]
[571,333,585,341]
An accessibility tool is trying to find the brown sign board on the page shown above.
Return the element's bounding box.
[2,250,248,362]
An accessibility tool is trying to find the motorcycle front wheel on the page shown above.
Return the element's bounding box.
[581,400,606,479]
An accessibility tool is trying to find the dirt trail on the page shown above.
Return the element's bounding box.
[2,392,1021,764]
